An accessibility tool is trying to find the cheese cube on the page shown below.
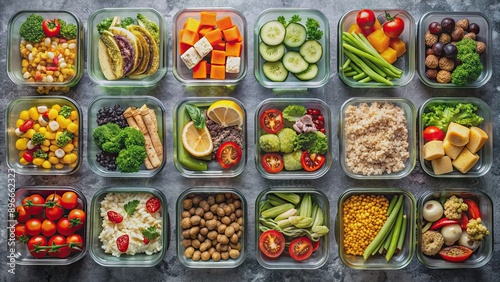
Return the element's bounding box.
[466,126,488,153]
[431,156,453,175]
[226,56,241,73]
[423,140,444,161]
[445,122,470,146]
[452,147,479,173]
[193,37,213,58]
[180,47,202,69]
[442,139,464,160]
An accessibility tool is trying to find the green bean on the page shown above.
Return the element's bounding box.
[353,72,367,80]
[343,67,353,73]
[349,62,363,74]
[386,204,404,261]
[355,32,403,75]
[359,76,372,83]
[387,195,399,216]
[342,58,351,70]
[344,50,393,86]
[342,43,389,70]
[396,215,408,253]
[380,222,396,254]
[344,71,358,76]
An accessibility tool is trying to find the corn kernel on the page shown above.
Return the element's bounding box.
[40,145,49,152]
[50,145,58,152]
[56,115,67,128]
[33,158,44,166]
[69,110,78,120]
[63,154,72,164]
[42,160,52,169]
[16,119,25,128]
[48,108,58,120]
[67,122,78,133]
[38,127,47,134]
[19,110,30,120]
[63,143,74,153]
[55,163,64,169]
[28,107,39,120]
[51,104,61,111]
[23,129,36,139]
[49,156,59,164]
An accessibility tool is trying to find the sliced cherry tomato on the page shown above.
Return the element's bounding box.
[423,126,445,142]
[22,194,45,215]
[57,217,76,236]
[289,237,314,261]
[438,245,473,262]
[42,19,61,37]
[312,240,320,252]
[382,11,405,38]
[61,191,78,210]
[216,141,242,169]
[261,153,284,173]
[259,230,285,258]
[15,205,31,223]
[14,224,28,242]
[300,151,326,172]
[116,234,130,253]
[48,235,71,258]
[260,109,284,134]
[66,234,84,252]
[107,211,124,223]
[356,9,376,34]
[28,236,48,259]
[146,197,161,213]
[68,209,86,230]
[41,219,57,237]
[25,218,42,236]
[19,119,34,132]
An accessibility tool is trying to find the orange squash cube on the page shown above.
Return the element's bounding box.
[222,25,241,42]
[211,50,226,65]
[213,42,226,51]
[185,17,201,33]
[225,42,242,57]
[389,38,407,57]
[198,26,215,38]
[367,29,390,53]
[205,28,223,46]
[200,11,217,26]
[210,65,225,80]
[216,16,233,30]
[180,29,199,46]
[192,60,207,79]
[380,47,397,64]
[348,24,362,34]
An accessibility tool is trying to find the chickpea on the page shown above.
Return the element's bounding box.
[201,251,211,261]
[182,230,191,239]
[223,205,232,216]
[207,196,215,205]
[225,226,235,238]
[221,216,231,225]
[226,198,234,204]
[230,222,240,232]
[181,217,192,229]
[229,250,240,259]
[189,207,196,215]
[237,230,242,239]
[182,211,191,218]
[230,242,241,251]
[203,211,214,220]
[233,200,241,209]
[216,243,229,252]
[208,247,216,256]
[207,231,218,240]
[229,213,236,222]
[189,226,200,238]
[217,207,225,217]
[221,251,230,260]
[181,239,192,248]
[216,194,225,203]
[210,204,219,214]
[228,203,235,213]
[190,215,201,226]
[192,196,202,205]
[232,194,240,200]
[199,218,206,228]
[183,199,193,210]
[235,209,243,218]
[184,247,195,258]
[192,250,201,261]
[197,234,206,243]
[218,234,229,245]
[212,239,218,246]
[200,227,208,236]
[195,207,204,217]
[237,217,243,225]
[212,251,221,262]
[230,234,239,244]
[206,219,217,230]
[199,200,210,212]
[200,241,211,252]
[218,224,227,234]
[191,239,201,249]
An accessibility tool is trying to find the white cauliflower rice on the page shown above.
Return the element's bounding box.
[344,102,410,176]
[99,192,162,257]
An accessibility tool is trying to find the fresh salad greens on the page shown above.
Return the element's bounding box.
[294,131,328,155]
[422,103,484,131]
[282,104,307,122]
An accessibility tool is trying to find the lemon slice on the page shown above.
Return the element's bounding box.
[206,100,244,127]
[181,121,213,157]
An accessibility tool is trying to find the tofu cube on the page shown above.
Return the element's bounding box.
[180,47,202,69]
[466,126,488,153]
[226,56,241,73]
[193,37,213,58]
[423,140,444,161]
[452,147,479,173]
[431,156,453,175]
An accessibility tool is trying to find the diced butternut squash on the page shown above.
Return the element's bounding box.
[466,126,488,153]
[205,28,223,46]
[452,147,479,174]
[389,38,407,57]
[367,29,390,53]
[431,156,453,175]
[216,16,233,30]
[200,11,217,26]
[180,29,199,46]
[380,47,397,64]
[442,139,464,160]
[185,17,201,33]
[192,60,208,79]
[445,122,470,147]
[210,65,225,79]
[211,50,226,65]
[198,26,215,37]
[213,42,226,51]
[225,42,242,57]
[423,140,444,161]
[348,24,362,34]
[373,19,382,30]
[222,25,241,42]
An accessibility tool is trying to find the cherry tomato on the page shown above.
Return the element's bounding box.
[27,236,48,259]
[107,211,124,223]
[15,205,31,223]
[289,237,314,261]
[423,126,445,142]
[258,230,285,258]
[19,119,34,132]
[146,197,161,213]
[260,109,284,134]
[66,234,84,252]
[22,194,45,215]
[116,234,130,253]
[216,141,242,169]
[68,209,86,230]
[356,9,376,33]
[45,193,64,221]
[57,217,76,236]
[45,193,62,204]
[382,11,405,38]
[300,151,326,172]
[14,224,28,242]
[41,219,57,237]
[25,218,42,236]
[438,245,473,262]
[61,191,78,210]
[261,153,284,173]
[42,19,61,37]
[48,235,71,258]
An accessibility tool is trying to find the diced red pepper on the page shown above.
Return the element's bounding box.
[23,152,33,163]
[459,212,469,230]
[53,56,59,65]
[430,217,460,230]
[464,199,481,220]
[46,66,59,71]
[19,119,34,132]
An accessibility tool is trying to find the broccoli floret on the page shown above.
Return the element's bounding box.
[33,149,48,159]
[93,123,121,147]
[60,23,78,39]
[56,131,74,147]
[137,13,160,45]
[116,145,146,173]
[59,105,72,118]
[443,195,468,220]
[97,17,113,34]
[120,127,145,147]
[282,105,307,122]
[452,38,483,86]
[466,218,490,241]
[20,14,44,43]
[120,17,135,28]
[31,132,46,145]
[422,103,484,131]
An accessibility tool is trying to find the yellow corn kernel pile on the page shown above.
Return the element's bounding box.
[342,194,389,256]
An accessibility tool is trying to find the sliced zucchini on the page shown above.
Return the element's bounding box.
[282,51,309,73]
[294,63,318,81]
[260,20,286,46]
[299,40,323,64]
[263,61,288,82]
[259,42,286,62]
[283,23,307,48]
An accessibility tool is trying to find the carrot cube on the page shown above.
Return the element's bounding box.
[200,11,217,26]
[225,42,242,57]
[211,50,226,65]
[222,25,241,42]
[185,17,201,32]
[198,26,215,37]
[210,65,225,80]
[193,60,207,79]
[180,29,199,46]
[205,28,223,46]
[216,16,233,30]
[213,42,226,51]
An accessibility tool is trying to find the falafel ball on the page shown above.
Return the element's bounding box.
[421,230,445,256]
[425,55,439,69]
[438,57,455,72]
[259,134,280,152]
[436,70,452,83]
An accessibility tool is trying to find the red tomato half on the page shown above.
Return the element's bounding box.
[289,237,314,261]
[261,153,284,173]
[260,109,284,134]
[259,230,285,258]
[438,246,473,262]
[146,197,161,213]
[27,236,48,259]
[423,126,445,142]
[382,11,405,38]
[300,151,326,172]
[116,234,130,253]
[216,141,242,169]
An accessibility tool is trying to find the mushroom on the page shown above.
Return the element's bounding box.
[458,231,481,251]
[441,224,462,246]
[423,200,444,222]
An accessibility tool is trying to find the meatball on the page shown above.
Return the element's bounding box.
[426,69,437,80]
[425,54,439,69]
[438,57,455,71]
[436,70,452,83]
[422,230,445,256]
[476,41,486,55]
[439,33,451,44]
[425,31,439,47]
[456,19,469,30]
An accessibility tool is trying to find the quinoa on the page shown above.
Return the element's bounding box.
[344,102,410,176]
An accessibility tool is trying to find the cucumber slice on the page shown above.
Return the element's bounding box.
[299,40,323,63]
[259,42,285,62]
[263,61,288,82]
[294,63,318,81]
[283,23,307,48]
[282,51,309,73]
[260,20,286,46]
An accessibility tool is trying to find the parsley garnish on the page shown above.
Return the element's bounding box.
[142,226,160,241]
[306,17,323,40]
[124,200,140,216]
[277,15,302,27]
